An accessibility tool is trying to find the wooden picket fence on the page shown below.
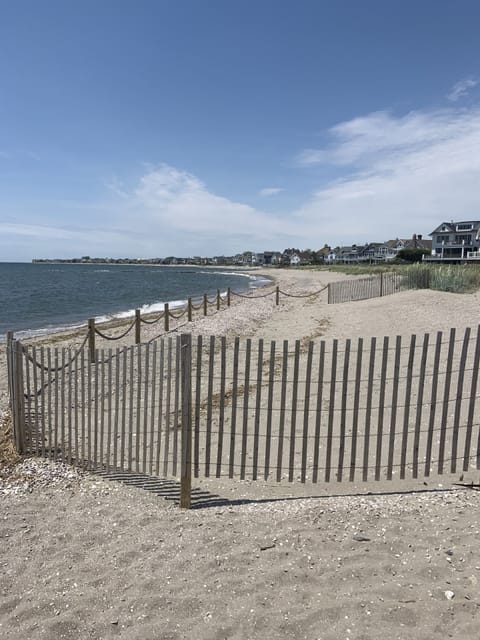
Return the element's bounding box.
[328,270,431,304]
[7,324,480,507]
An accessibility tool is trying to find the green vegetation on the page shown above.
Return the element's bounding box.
[304,263,480,293]
[420,264,480,293]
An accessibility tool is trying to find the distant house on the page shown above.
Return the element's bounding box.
[380,235,432,261]
[429,221,480,259]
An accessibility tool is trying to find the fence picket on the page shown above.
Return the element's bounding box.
[349,338,363,482]
[424,332,442,477]
[337,339,350,482]
[276,340,289,482]
[362,337,376,481]
[375,337,389,481]
[106,348,113,472]
[264,340,276,480]
[194,335,202,478]
[215,336,227,478]
[312,341,325,483]
[451,328,470,473]
[400,335,416,479]
[301,341,313,483]
[142,344,150,475]
[465,326,480,470]
[438,328,456,474]
[240,338,252,480]
[387,336,402,480]
[32,347,40,457]
[155,340,165,476]
[412,333,429,478]
[113,348,120,471]
[148,343,157,475]
[288,340,301,482]
[252,339,263,481]
[173,336,181,476]
[205,336,215,477]
[40,347,46,458]
[325,339,338,482]
[229,337,240,478]
[67,347,73,464]
[163,338,173,476]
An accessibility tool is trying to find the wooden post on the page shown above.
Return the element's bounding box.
[380,272,384,297]
[216,289,220,311]
[180,333,192,509]
[187,298,192,322]
[88,318,96,363]
[203,293,208,316]
[13,341,25,454]
[164,303,169,332]
[135,309,141,344]
[276,285,280,306]
[227,287,231,306]
[6,331,14,410]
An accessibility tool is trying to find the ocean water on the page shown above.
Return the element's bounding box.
[0,263,269,340]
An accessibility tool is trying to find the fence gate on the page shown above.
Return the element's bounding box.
[7,327,480,506]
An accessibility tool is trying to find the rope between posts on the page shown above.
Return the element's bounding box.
[140,313,165,325]
[279,285,328,298]
[169,307,188,320]
[94,319,136,341]
[231,289,276,299]
[23,332,90,371]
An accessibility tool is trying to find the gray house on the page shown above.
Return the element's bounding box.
[430,221,480,259]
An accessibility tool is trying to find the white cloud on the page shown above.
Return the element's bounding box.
[258,187,284,197]
[5,103,480,260]
[293,107,480,243]
[448,77,478,102]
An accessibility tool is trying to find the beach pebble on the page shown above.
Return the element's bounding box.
[444,590,455,600]
[353,534,371,542]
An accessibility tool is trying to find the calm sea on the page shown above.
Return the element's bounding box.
[0,263,270,341]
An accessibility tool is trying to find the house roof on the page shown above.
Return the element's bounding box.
[430,221,480,235]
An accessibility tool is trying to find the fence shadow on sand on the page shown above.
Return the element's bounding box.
[94,468,476,510]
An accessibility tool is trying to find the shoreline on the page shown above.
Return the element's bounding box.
[2,266,274,344]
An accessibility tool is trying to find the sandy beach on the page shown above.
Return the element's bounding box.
[1,267,480,639]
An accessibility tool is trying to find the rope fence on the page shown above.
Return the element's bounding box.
[7,283,332,363]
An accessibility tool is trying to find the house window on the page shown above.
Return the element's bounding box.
[456,224,473,231]
[455,234,472,243]
[437,236,449,243]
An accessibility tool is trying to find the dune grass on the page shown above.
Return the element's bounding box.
[304,263,480,293]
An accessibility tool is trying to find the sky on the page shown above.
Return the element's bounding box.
[1,0,480,260]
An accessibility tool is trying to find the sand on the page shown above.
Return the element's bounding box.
[1,267,480,639]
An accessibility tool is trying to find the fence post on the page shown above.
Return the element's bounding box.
[13,341,25,454]
[88,318,96,363]
[227,287,231,306]
[276,285,280,306]
[6,331,14,409]
[203,293,208,316]
[188,298,192,322]
[164,303,169,332]
[180,333,192,509]
[380,272,384,297]
[327,283,331,304]
[216,289,220,311]
[135,309,141,344]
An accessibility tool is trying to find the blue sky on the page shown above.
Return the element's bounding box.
[1,0,480,260]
